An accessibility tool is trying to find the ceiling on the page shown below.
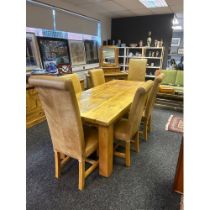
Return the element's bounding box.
[61,0,183,18]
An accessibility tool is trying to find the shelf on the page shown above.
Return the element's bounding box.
[168,54,183,56]
[127,47,143,49]
[146,66,160,69]
[144,57,161,59]
[116,46,163,49]
[126,56,143,58]
[120,64,160,68]
[117,46,164,71]
[119,56,161,59]
[144,47,163,49]
[146,75,155,78]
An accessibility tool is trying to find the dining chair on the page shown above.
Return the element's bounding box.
[89,69,105,87]
[127,58,147,81]
[141,73,165,141]
[28,75,99,190]
[60,73,82,94]
[114,80,153,167]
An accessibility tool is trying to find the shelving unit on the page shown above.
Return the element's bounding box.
[117,46,165,77]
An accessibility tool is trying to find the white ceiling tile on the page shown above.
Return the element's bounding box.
[61,0,109,4]
[150,7,172,14]
[113,0,146,10]
[112,10,136,16]
[98,1,126,12]
[78,3,108,12]
[132,9,154,16]
[169,4,183,13]
[49,0,183,18]
[166,0,183,6]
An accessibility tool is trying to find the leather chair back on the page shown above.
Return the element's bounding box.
[144,73,165,119]
[60,73,82,94]
[128,80,153,139]
[28,75,85,161]
[89,69,105,87]
[128,58,147,81]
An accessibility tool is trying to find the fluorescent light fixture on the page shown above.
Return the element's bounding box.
[172,25,182,30]
[139,0,168,8]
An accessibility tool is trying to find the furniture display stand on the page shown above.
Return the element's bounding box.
[117,46,165,78]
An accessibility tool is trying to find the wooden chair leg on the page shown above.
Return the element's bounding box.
[54,151,61,179]
[125,142,131,167]
[134,132,140,153]
[78,160,85,190]
[143,121,148,141]
[148,116,152,133]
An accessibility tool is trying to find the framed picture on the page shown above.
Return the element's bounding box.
[57,64,72,74]
[37,37,71,69]
[171,38,181,46]
[26,33,42,71]
[69,40,86,66]
[84,40,99,64]
[178,48,184,55]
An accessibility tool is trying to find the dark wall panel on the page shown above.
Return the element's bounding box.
[111,14,174,68]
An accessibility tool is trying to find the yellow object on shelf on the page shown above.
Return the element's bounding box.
[159,85,175,94]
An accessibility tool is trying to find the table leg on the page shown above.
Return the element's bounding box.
[98,125,113,177]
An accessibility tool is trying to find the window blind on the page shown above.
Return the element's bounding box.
[26,2,54,30]
[55,10,98,36]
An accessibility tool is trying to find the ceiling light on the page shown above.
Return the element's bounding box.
[172,25,182,31]
[139,0,168,8]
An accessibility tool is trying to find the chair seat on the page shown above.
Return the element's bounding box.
[84,126,98,157]
[114,118,130,141]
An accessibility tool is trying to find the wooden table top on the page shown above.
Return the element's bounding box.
[77,80,146,126]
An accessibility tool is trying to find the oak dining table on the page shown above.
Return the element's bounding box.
[76,80,148,177]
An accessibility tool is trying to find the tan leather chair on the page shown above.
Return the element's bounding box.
[141,73,165,140]
[28,75,99,190]
[114,80,153,166]
[60,73,82,94]
[127,58,147,81]
[89,69,105,87]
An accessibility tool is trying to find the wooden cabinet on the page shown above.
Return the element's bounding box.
[26,86,45,128]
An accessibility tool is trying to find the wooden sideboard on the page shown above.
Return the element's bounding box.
[26,76,84,128]
[26,84,46,128]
